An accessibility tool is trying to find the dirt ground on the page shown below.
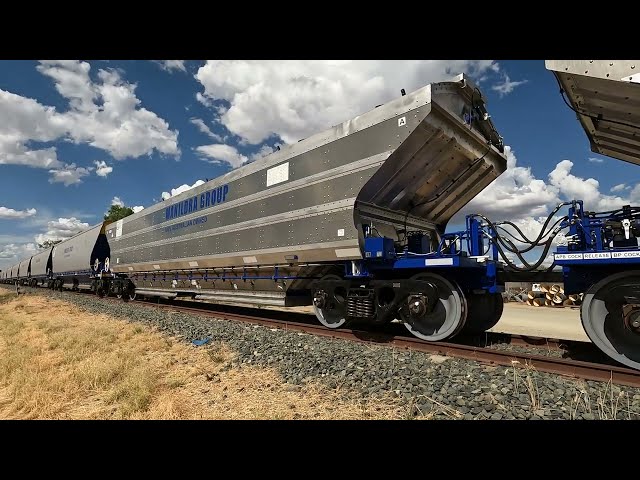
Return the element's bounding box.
[0,290,410,420]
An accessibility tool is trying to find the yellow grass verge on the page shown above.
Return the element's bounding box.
[0,287,15,299]
[0,292,410,419]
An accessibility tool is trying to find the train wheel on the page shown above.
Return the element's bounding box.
[581,271,640,370]
[399,273,467,341]
[312,274,348,329]
[462,293,504,334]
[96,280,106,298]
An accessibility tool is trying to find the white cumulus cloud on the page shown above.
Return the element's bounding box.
[48,163,92,186]
[548,160,628,212]
[0,60,179,183]
[0,243,37,262]
[196,92,213,107]
[189,117,223,142]
[111,196,144,213]
[463,147,636,222]
[161,179,206,200]
[491,74,528,97]
[194,60,501,145]
[94,160,113,177]
[611,183,630,193]
[154,60,186,73]
[0,89,65,169]
[111,196,124,207]
[458,147,640,265]
[0,206,37,219]
[34,217,89,245]
[196,144,248,169]
[588,157,605,164]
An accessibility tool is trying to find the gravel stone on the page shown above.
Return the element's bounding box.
[11,285,640,421]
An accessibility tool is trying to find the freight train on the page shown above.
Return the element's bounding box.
[3,60,640,372]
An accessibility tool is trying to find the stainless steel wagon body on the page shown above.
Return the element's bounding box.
[30,247,53,284]
[545,60,640,166]
[52,223,110,289]
[17,257,32,283]
[105,74,506,304]
[9,264,18,281]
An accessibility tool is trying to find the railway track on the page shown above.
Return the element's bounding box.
[146,300,640,388]
[10,285,640,388]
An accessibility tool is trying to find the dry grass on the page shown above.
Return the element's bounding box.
[510,360,540,410]
[509,360,639,420]
[0,287,16,304]
[0,292,409,419]
[410,394,464,419]
[570,379,634,420]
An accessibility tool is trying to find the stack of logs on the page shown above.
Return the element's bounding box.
[526,284,583,308]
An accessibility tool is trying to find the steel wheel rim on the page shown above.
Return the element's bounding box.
[402,273,467,341]
[313,305,347,329]
[313,274,347,329]
[581,271,640,370]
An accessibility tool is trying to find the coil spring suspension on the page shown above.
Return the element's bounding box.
[346,288,376,319]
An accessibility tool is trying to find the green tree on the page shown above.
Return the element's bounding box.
[38,239,63,250]
[104,204,134,223]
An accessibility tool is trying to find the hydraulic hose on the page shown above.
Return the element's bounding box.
[468,207,569,272]
[495,215,566,247]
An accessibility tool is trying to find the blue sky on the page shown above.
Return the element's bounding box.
[1,59,637,269]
